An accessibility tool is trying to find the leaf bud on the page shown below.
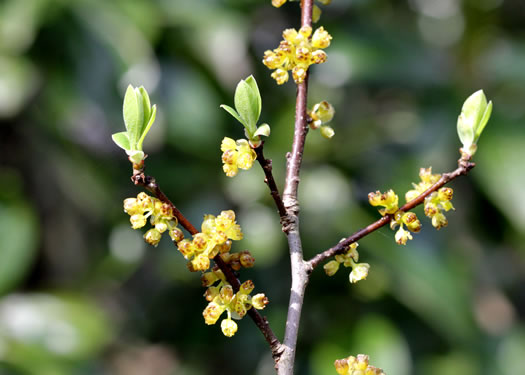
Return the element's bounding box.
[457,90,492,157]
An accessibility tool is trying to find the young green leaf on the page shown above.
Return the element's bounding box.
[139,86,151,134]
[137,104,157,151]
[245,75,261,122]
[220,104,245,126]
[254,123,271,138]
[475,100,492,141]
[123,85,144,148]
[234,79,258,134]
[111,131,131,151]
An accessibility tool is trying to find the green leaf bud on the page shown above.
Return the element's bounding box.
[457,90,492,157]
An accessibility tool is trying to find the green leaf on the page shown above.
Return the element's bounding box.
[254,123,270,137]
[111,131,131,151]
[0,201,38,296]
[220,104,245,126]
[475,100,492,141]
[122,85,144,148]
[139,86,151,135]
[234,79,258,134]
[137,104,157,151]
[245,75,261,122]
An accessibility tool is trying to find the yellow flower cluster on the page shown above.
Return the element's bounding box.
[177,210,243,272]
[405,167,454,229]
[390,211,422,245]
[202,267,268,337]
[334,354,385,375]
[221,137,257,177]
[124,192,182,247]
[368,189,399,216]
[262,25,332,85]
[323,242,370,284]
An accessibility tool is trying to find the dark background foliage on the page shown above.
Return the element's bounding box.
[0,0,524,374]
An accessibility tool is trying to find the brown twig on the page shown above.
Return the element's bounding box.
[277,1,314,374]
[255,144,287,219]
[306,156,476,270]
[130,164,282,359]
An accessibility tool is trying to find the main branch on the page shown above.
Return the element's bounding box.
[277,1,314,374]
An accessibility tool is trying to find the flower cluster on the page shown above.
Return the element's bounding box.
[263,25,332,85]
[334,354,385,375]
[324,242,370,283]
[202,267,268,337]
[368,190,399,216]
[390,211,422,245]
[309,101,335,139]
[405,167,454,229]
[221,137,257,177]
[177,210,243,272]
[124,192,182,247]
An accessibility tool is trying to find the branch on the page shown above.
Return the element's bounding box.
[277,1,314,374]
[255,144,287,219]
[306,156,476,270]
[130,164,282,359]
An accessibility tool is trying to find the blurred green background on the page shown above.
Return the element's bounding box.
[1,0,524,374]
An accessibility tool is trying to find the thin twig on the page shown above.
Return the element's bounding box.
[130,165,282,358]
[255,144,287,219]
[306,157,476,270]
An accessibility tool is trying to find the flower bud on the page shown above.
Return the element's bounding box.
[203,302,225,325]
[272,0,286,8]
[239,251,255,268]
[221,318,238,337]
[219,285,234,304]
[251,293,269,310]
[130,214,147,229]
[324,260,340,276]
[201,272,218,287]
[271,69,289,85]
[177,239,194,258]
[239,280,255,295]
[350,263,370,283]
[320,125,335,139]
[431,212,448,229]
[144,228,161,246]
[191,254,210,271]
[169,227,184,242]
[312,26,332,48]
[395,227,412,245]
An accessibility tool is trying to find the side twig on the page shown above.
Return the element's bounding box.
[306,157,476,270]
[255,144,287,220]
[130,164,282,359]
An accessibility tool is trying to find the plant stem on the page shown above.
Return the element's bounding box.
[307,157,476,270]
[278,1,314,374]
[255,144,287,219]
[130,166,282,359]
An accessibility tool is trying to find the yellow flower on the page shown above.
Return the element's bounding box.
[263,26,332,84]
[221,137,256,177]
